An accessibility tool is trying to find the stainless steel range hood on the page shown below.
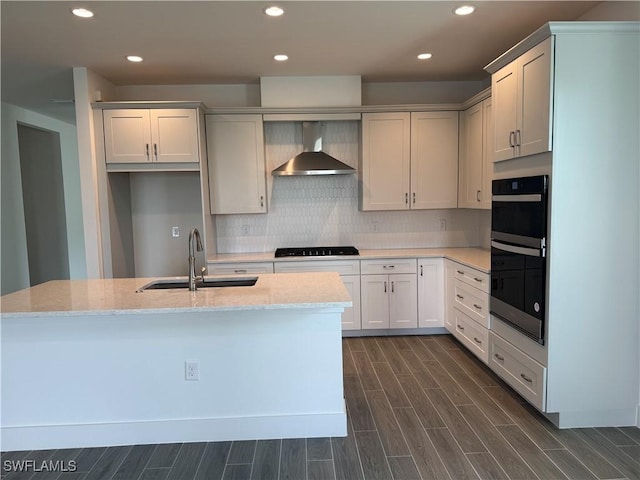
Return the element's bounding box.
[271,122,356,176]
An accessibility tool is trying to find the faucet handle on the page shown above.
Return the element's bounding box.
[200,267,206,276]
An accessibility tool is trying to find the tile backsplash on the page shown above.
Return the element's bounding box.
[215,121,482,253]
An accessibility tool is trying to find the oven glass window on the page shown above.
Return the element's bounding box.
[492,201,546,239]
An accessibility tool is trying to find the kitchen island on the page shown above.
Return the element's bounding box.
[1,273,351,451]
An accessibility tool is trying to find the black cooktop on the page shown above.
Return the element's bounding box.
[275,246,359,258]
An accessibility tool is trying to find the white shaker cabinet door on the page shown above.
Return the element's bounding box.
[361,112,411,211]
[492,62,518,162]
[410,111,458,209]
[341,275,362,331]
[150,109,200,163]
[103,109,152,164]
[206,114,267,214]
[389,273,418,329]
[417,259,444,328]
[361,274,390,329]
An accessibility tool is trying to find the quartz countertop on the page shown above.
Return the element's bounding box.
[208,247,490,273]
[0,272,352,318]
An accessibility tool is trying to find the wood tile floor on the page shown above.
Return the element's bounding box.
[2,335,639,480]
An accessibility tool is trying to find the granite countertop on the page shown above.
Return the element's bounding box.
[207,247,490,273]
[0,272,352,318]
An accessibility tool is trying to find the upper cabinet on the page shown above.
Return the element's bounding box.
[103,109,200,167]
[492,37,553,162]
[458,97,493,209]
[206,114,267,214]
[360,111,458,211]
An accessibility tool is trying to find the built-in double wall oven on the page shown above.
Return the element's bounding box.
[490,175,548,344]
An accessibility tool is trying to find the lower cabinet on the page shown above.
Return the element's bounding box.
[361,273,417,329]
[361,258,418,329]
[273,260,361,330]
[445,259,490,363]
[489,332,547,410]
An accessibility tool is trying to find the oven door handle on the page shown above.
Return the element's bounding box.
[491,240,543,257]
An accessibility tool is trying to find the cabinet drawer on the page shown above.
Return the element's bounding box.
[452,309,488,364]
[208,262,274,275]
[453,264,489,293]
[274,260,360,275]
[489,332,547,411]
[361,258,416,275]
[453,279,489,327]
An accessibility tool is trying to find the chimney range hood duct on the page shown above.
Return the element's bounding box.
[271,122,356,176]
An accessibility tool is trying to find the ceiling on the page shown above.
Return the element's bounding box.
[0,1,623,123]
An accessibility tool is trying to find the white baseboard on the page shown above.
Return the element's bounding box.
[1,411,347,451]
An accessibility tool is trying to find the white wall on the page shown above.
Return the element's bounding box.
[1,102,85,295]
[72,67,117,279]
[363,81,486,105]
[130,172,204,277]
[115,84,261,107]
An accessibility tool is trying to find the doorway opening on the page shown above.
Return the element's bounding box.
[17,123,70,286]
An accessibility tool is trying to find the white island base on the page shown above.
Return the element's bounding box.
[1,275,349,451]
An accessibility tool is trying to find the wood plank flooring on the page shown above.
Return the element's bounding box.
[2,335,639,480]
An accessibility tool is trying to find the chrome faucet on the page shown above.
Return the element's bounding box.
[188,227,204,291]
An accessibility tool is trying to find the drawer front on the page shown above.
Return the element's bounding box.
[452,309,488,364]
[208,262,274,275]
[489,332,547,411]
[361,258,417,275]
[453,279,489,327]
[274,260,360,275]
[453,264,489,293]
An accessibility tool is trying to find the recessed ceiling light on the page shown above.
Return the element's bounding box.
[274,54,289,62]
[71,7,94,18]
[264,6,284,17]
[454,5,475,15]
[127,55,143,63]
[417,53,433,60]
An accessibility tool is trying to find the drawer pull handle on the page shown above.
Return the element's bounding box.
[457,324,465,331]
[234,269,247,274]
[456,270,464,275]
[473,337,482,344]
[383,265,395,269]
[473,303,482,310]
[456,294,464,299]
[494,353,505,361]
[520,373,533,383]
[474,277,483,282]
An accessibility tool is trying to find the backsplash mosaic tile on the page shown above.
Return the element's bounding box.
[215,121,481,253]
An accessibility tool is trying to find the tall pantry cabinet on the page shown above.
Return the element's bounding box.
[485,22,639,428]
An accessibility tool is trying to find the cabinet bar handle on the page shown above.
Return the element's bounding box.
[457,324,465,331]
[260,195,264,207]
[391,281,395,293]
[473,303,482,310]
[405,192,409,205]
[494,353,505,361]
[515,129,521,147]
[474,277,482,282]
[476,190,481,202]
[413,192,416,204]
[234,269,247,274]
[146,143,150,160]
[509,131,515,148]
[456,294,464,299]
[383,265,395,270]
[473,337,482,344]
[153,143,158,161]
[420,265,423,277]
[457,270,464,275]
[520,373,533,383]
[384,281,387,293]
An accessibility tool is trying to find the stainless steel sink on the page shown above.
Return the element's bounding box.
[136,276,258,292]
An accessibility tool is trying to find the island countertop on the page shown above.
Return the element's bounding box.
[0,272,352,318]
